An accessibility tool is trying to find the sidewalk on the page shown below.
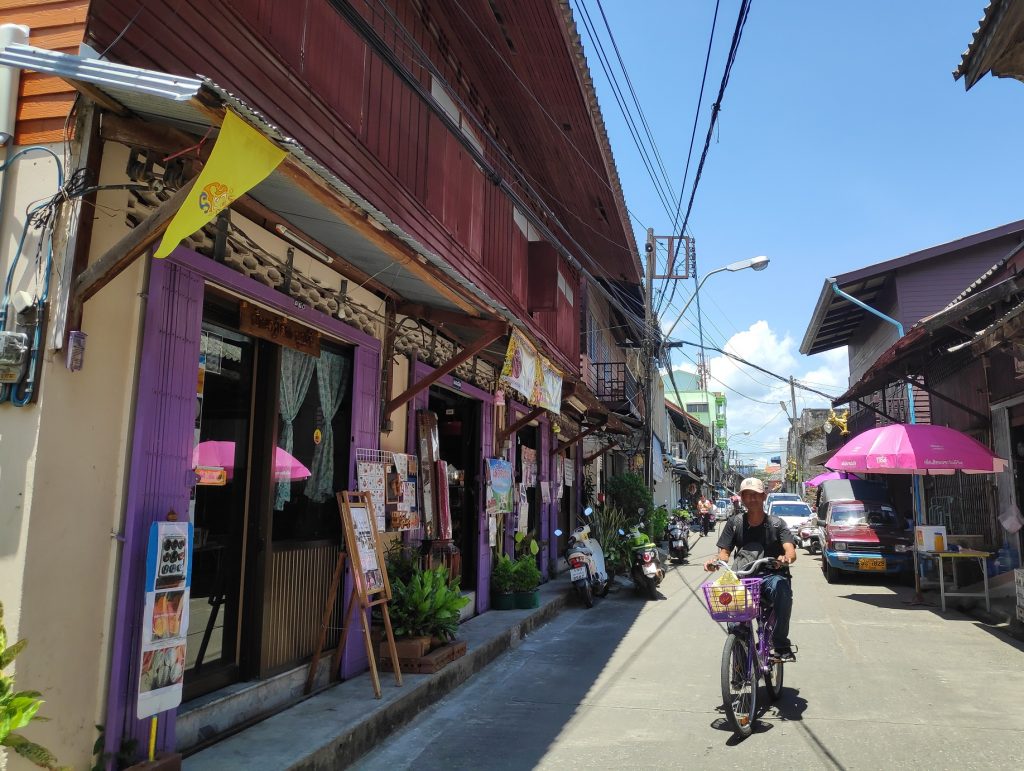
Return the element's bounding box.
[184,581,570,770]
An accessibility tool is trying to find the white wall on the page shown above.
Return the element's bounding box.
[1,141,147,768]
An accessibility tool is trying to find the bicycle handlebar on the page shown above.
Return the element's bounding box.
[707,557,780,577]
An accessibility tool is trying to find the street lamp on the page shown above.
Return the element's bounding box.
[662,256,769,342]
[727,431,750,442]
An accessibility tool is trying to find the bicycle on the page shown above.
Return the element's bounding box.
[701,557,787,737]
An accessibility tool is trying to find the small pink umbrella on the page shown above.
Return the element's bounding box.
[192,440,312,481]
[825,424,1007,475]
[804,471,861,487]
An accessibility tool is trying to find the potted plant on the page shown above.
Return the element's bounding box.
[490,554,517,610]
[512,555,542,609]
[387,566,470,658]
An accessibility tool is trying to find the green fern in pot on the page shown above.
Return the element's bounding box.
[389,566,470,642]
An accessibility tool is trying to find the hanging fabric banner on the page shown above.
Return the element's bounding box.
[155,110,287,258]
[537,359,562,413]
[500,330,538,406]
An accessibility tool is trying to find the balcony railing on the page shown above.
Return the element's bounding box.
[589,362,640,418]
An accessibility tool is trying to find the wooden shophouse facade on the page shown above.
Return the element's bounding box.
[0,0,644,764]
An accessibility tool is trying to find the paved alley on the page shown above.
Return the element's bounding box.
[355,534,1024,771]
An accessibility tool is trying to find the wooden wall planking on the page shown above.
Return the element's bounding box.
[0,0,87,144]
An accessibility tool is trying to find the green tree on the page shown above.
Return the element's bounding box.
[606,472,653,520]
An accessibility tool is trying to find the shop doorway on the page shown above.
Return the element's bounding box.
[184,293,354,701]
[429,387,481,589]
[516,424,540,537]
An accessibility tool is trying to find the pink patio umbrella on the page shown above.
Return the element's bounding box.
[804,470,861,488]
[825,424,1007,476]
[825,423,1006,603]
[192,440,312,481]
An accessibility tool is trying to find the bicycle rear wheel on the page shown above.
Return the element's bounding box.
[720,632,756,737]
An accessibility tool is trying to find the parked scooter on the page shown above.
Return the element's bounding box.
[620,511,665,599]
[555,507,611,608]
[798,518,820,554]
[665,513,690,563]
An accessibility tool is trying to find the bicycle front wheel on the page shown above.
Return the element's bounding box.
[765,657,784,701]
[720,632,756,737]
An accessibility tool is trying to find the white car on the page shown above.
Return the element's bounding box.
[768,501,814,544]
[765,492,802,510]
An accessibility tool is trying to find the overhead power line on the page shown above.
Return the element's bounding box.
[573,0,677,221]
[675,0,754,241]
[656,0,722,318]
[666,339,839,403]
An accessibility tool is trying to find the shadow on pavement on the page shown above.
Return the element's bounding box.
[968,621,1024,653]
[353,589,650,770]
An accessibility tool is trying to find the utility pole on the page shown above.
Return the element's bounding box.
[643,229,655,489]
[693,247,708,391]
[789,376,800,494]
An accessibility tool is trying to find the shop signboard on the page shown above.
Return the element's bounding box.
[137,519,193,719]
[238,301,320,356]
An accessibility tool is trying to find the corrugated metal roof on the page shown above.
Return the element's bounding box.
[943,239,1024,310]
[0,44,519,323]
[954,0,1002,83]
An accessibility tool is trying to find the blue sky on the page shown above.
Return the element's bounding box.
[575,0,1024,462]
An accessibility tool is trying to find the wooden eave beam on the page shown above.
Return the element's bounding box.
[584,441,618,465]
[972,304,1024,356]
[385,327,505,417]
[230,195,398,301]
[554,424,601,455]
[72,179,196,305]
[496,406,546,446]
[398,302,501,330]
[271,157,485,316]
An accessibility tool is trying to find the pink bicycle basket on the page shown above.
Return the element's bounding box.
[702,577,762,622]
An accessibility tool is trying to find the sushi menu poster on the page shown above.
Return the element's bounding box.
[137,520,193,719]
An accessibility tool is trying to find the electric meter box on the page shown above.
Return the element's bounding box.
[0,331,28,383]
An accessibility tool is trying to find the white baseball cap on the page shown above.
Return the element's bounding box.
[739,477,765,494]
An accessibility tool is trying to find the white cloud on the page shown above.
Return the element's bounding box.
[665,320,849,469]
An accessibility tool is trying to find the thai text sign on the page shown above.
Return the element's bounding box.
[239,301,320,356]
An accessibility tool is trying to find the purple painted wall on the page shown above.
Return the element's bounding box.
[894,241,1018,329]
[106,248,382,756]
[104,258,204,761]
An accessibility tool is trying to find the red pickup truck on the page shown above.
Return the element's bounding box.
[818,500,914,584]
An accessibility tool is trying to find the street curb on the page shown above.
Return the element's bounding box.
[297,589,569,770]
[956,601,1024,643]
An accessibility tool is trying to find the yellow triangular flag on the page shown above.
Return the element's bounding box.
[154,110,287,258]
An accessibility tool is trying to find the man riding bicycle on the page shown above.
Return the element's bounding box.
[704,477,797,662]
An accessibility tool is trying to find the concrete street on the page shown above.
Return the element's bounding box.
[355,530,1024,770]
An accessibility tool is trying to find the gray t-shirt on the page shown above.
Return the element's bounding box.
[717,513,794,575]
